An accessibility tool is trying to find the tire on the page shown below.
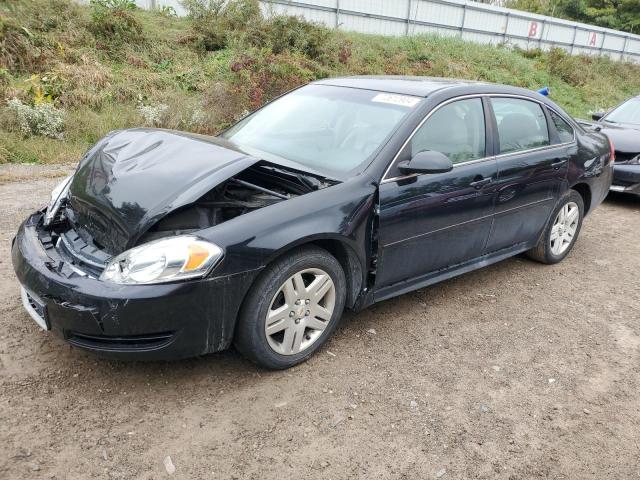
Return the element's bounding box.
[526,189,584,264]
[234,246,347,369]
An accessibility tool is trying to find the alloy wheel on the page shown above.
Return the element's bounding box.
[264,268,336,355]
[550,201,579,256]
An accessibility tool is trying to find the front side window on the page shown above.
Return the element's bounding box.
[222,85,419,176]
[410,98,486,164]
[492,98,550,154]
[549,110,575,143]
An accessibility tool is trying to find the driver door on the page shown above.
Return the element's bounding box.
[376,97,498,293]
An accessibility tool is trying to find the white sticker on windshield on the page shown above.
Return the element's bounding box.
[372,93,420,108]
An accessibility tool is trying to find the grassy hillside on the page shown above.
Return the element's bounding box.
[1,0,639,165]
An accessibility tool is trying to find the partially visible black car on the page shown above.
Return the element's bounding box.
[12,77,614,369]
[579,95,640,195]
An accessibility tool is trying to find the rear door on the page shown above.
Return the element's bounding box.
[484,96,570,252]
[376,97,498,291]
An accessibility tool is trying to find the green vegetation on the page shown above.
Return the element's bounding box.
[1,0,639,164]
[505,0,640,34]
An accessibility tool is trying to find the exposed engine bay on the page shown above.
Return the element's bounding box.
[140,164,336,242]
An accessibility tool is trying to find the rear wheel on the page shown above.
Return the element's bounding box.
[234,246,346,369]
[527,190,584,264]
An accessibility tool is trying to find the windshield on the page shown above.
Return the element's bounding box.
[221,84,420,175]
[604,98,640,126]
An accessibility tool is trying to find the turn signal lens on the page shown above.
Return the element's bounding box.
[185,243,211,271]
[100,236,223,284]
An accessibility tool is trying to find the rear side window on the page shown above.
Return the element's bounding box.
[492,98,550,154]
[549,110,575,143]
[410,98,486,164]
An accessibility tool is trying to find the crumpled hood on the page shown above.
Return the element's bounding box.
[68,128,259,254]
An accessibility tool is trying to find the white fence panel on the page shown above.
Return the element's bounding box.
[414,2,463,30]
[543,24,575,46]
[341,0,408,19]
[464,9,505,35]
[603,35,626,52]
[341,14,406,36]
[506,16,536,39]
[294,0,335,6]
[412,23,460,38]
[268,3,335,25]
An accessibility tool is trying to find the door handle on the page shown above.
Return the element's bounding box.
[551,158,568,169]
[469,177,492,189]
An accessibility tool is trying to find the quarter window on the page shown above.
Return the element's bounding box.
[410,98,486,164]
[492,98,550,154]
[549,110,574,143]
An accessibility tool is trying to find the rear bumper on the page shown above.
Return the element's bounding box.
[611,164,640,194]
[12,213,259,360]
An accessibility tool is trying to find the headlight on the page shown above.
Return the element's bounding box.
[99,236,224,284]
[43,175,73,226]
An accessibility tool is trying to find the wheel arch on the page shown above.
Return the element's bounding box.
[571,182,592,215]
[228,235,365,360]
[260,235,366,310]
[307,238,364,309]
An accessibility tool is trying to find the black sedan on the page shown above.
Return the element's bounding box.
[12,77,613,369]
[582,95,640,195]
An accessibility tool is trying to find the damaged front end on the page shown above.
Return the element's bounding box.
[13,208,260,358]
[12,128,338,358]
[38,129,336,278]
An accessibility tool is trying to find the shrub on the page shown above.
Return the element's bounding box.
[515,46,545,59]
[203,80,246,127]
[88,0,143,45]
[25,72,64,104]
[263,16,333,59]
[0,14,39,72]
[157,5,177,17]
[182,0,343,65]
[223,48,317,113]
[91,0,137,12]
[0,66,9,87]
[54,61,112,108]
[182,0,261,51]
[7,98,65,138]
[175,68,204,91]
[137,102,169,126]
[545,47,593,87]
[184,106,211,132]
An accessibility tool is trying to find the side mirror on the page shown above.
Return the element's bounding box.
[591,112,605,121]
[398,151,453,175]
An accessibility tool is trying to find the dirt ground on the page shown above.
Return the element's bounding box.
[1,164,639,480]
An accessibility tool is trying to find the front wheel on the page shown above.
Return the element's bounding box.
[526,190,584,264]
[234,246,346,369]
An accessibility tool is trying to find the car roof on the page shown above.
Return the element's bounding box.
[314,76,491,97]
[313,75,550,99]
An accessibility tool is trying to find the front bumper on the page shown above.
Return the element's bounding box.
[11,213,259,360]
[611,164,640,194]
